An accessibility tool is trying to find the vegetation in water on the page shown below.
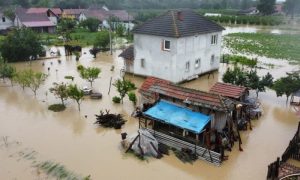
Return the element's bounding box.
[113,78,137,104]
[223,66,273,96]
[48,104,66,112]
[272,72,300,103]
[67,84,84,111]
[77,65,101,88]
[0,28,43,62]
[222,54,257,68]
[112,96,121,103]
[49,82,69,105]
[224,33,300,62]
[128,92,137,105]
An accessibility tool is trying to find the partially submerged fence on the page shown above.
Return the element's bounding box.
[146,128,222,166]
[267,122,300,180]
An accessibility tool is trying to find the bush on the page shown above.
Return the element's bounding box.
[128,92,137,105]
[48,104,66,112]
[112,96,121,103]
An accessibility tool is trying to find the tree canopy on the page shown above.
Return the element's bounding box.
[67,84,84,111]
[113,78,136,103]
[77,65,101,88]
[94,30,110,49]
[272,73,300,103]
[257,0,275,15]
[0,28,43,62]
[80,18,100,32]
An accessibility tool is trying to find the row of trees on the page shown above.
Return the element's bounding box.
[223,66,300,103]
[223,66,273,97]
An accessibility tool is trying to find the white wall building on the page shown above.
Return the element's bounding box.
[120,10,224,83]
[0,11,13,30]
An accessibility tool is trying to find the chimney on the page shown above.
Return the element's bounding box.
[177,11,183,21]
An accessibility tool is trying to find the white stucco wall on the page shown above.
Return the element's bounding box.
[133,32,222,83]
[0,16,13,30]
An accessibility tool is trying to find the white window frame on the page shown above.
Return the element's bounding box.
[211,34,218,45]
[163,40,171,51]
[185,61,190,72]
[195,59,200,69]
[210,55,215,65]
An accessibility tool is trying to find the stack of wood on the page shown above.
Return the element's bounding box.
[95,110,126,129]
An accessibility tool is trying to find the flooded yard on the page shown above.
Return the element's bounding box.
[1,27,300,179]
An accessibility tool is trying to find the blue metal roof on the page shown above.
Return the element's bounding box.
[144,101,211,134]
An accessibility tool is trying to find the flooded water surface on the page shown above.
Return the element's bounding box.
[0,35,300,179]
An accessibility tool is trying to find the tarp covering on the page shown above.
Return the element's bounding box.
[144,100,211,134]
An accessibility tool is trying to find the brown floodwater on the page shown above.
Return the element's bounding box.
[0,45,299,180]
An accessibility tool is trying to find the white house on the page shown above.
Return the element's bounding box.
[119,9,225,83]
[0,10,13,30]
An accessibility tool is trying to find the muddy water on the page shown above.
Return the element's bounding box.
[223,25,300,35]
[0,46,299,180]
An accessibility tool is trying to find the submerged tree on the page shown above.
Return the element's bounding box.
[49,82,69,105]
[13,70,31,90]
[28,71,47,96]
[113,78,136,104]
[0,28,43,62]
[77,66,101,88]
[94,30,110,49]
[272,73,300,103]
[0,58,16,85]
[67,84,84,111]
[223,66,273,97]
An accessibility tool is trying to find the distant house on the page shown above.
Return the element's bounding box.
[274,4,284,15]
[119,9,224,83]
[14,8,56,33]
[79,9,134,30]
[238,7,259,15]
[62,9,86,20]
[25,8,59,25]
[0,10,14,30]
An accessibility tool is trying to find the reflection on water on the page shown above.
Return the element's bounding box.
[0,45,299,179]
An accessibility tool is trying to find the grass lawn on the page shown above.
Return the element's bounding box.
[39,29,99,47]
[224,33,300,62]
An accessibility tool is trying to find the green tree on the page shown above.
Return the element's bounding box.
[272,73,300,103]
[94,30,110,49]
[116,24,125,37]
[77,66,101,88]
[0,58,16,85]
[257,0,275,15]
[57,18,77,41]
[67,84,84,111]
[284,0,300,19]
[113,78,136,104]
[80,18,100,32]
[49,82,69,105]
[28,70,47,96]
[13,70,31,90]
[0,28,43,62]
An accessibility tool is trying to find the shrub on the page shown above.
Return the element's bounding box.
[112,96,121,103]
[48,104,66,112]
[128,92,137,105]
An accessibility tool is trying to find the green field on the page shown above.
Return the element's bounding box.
[224,33,300,62]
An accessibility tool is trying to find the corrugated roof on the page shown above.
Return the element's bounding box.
[63,9,86,15]
[209,82,247,99]
[23,21,55,27]
[119,45,134,60]
[132,9,224,38]
[139,77,233,112]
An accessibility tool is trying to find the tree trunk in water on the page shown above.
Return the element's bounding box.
[77,102,81,111]
[286,96,289,105]
[90,81,93,88]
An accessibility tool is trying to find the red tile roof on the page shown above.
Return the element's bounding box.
[139,77,233,112]
[278,163,300,179]
[209,82,247,99]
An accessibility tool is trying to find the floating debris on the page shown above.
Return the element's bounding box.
[95,109,126,129]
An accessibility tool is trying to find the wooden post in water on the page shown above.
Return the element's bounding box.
[108,77,112,95]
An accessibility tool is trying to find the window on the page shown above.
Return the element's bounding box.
[210,55,215,65]
[185,62,190,72]
[141,58,145,68]
[211,34,218,45]
[195,59,200,69]
[163,40,171,51]
[2,17,5,22]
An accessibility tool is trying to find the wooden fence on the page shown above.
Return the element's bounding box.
[267,122,300,179]
[146,128,222,166]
